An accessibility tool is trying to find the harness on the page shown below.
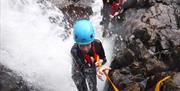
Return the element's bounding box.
[81,43,98,66]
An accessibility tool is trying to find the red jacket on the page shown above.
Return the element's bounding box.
[111,0,123,16]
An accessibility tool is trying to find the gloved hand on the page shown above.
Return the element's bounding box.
[109,12,119,21]
[109,14,114,21]
[114,12,120,16]
[95,59,103,67]
[110,11,121,17]
[96,66,111,81]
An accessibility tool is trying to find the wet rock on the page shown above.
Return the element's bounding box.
[0,64,38,91]
[173,72,180,88]
[111,48,135,69]
[106,0,180,91]
[123,82,141,91]
[60,4,93,28]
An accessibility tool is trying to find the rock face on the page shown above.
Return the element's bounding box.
[60,4,93,28]
[105,0,180,91]
[58,3,93,40]
[0,64,37,91]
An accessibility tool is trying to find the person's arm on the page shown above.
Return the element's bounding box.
[99,42,107,65]
[94,39,107,65]
[94,40,111,80]
[71,47,83,72]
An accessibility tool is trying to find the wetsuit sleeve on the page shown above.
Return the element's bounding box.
[71,48,79,62]
[71,47,83,73]
[99,42,107,65]
[95,39,107,65]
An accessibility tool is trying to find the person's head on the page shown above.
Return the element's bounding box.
[73,19,95,53]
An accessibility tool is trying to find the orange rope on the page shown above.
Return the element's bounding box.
[96,55,119,91]
[155,76,171,91]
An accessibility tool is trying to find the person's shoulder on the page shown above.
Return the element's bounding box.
[93,39,102,44]
[71,44,78,54]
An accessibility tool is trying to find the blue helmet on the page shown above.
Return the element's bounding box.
[73,20,95,45]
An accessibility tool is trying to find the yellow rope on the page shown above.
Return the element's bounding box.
[103,71,119,91]
[155,76,171,91]
[96,55,119,91]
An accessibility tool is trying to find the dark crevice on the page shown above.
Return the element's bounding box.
[174,8,180,29]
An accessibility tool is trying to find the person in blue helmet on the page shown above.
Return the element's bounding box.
[71,19,110,91]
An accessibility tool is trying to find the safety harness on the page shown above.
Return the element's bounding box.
[82,43,98,66]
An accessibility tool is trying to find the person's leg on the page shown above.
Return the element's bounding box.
[84,67,97,91]
[71,61,88,91]
[72,73,88,91]
[100,5,106,25]
[102,4,112,37]
[86,74,98,91]
[100,3,111,24]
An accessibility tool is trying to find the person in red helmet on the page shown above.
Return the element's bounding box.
[100,0,114,25]
[109,0,124,21]
[109,0,138,21]
[101,0,138,23]
[100,0,138,37]
[100,0,124,37]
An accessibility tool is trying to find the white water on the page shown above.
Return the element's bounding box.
[0,0,114,91]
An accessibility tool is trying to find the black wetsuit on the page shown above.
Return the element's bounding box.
[71,39,107,91]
